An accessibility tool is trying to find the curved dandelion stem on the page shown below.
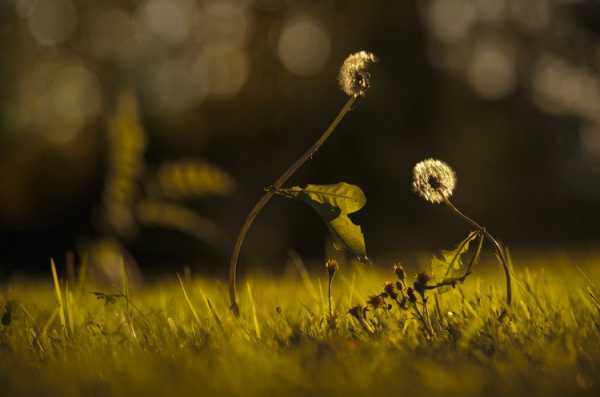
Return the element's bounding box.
[228,95,358,316]
[444,199,512,307]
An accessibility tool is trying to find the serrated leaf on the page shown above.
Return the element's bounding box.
[430,231,480,293]
[273,182,367,259]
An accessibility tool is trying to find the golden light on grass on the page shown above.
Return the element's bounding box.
[1,262,598,394]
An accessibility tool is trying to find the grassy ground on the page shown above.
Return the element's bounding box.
[1,256,599,397]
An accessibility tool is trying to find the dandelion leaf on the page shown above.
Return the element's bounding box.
[430,231,480,293]
[274,182,367,259]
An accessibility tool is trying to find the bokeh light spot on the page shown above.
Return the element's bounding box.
[148,55,210,115]
[202,45,249,99]
[195,1,250,48]
[15,0,36,19]
[47,63,103,143]
[532,55,600,123]
[468,38,516,99]
[28,0,77,46]
[426,0,476,43]
[475,0,507,23]
[278,19,331,76]
[11,59,102,144]
[87,7,134,61]
[142,0,191,45]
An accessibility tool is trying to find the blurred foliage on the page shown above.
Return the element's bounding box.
[86,91,236,281]
[135,199,220,242]
[152,159,236,200]
[102,91,147,238]
[81,238,142,288]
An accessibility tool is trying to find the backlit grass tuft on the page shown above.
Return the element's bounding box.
[1,258,599,396]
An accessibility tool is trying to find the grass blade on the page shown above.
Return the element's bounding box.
[50,259,67,334]
[176,273,202,326]
[247,282,261,339]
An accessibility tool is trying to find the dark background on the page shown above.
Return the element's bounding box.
[1,0,600,277]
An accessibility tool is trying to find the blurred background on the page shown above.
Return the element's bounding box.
[1,0,600,279]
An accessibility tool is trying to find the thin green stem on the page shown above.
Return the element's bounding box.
[444,199,512,307]
[411,302,433,338]
[328,277,334,321]
[422,299,434,335]
[228,95,358,316]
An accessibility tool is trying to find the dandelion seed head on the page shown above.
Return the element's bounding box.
[412,158,456,204]
[338,50,377,97]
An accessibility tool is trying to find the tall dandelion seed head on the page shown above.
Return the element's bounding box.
[412,158,456,204]
[338,51,377,97]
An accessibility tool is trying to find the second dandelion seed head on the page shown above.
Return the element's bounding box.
[339,51,377,97]
[412,158,457,204]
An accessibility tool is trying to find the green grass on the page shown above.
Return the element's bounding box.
[1,257,599,397]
